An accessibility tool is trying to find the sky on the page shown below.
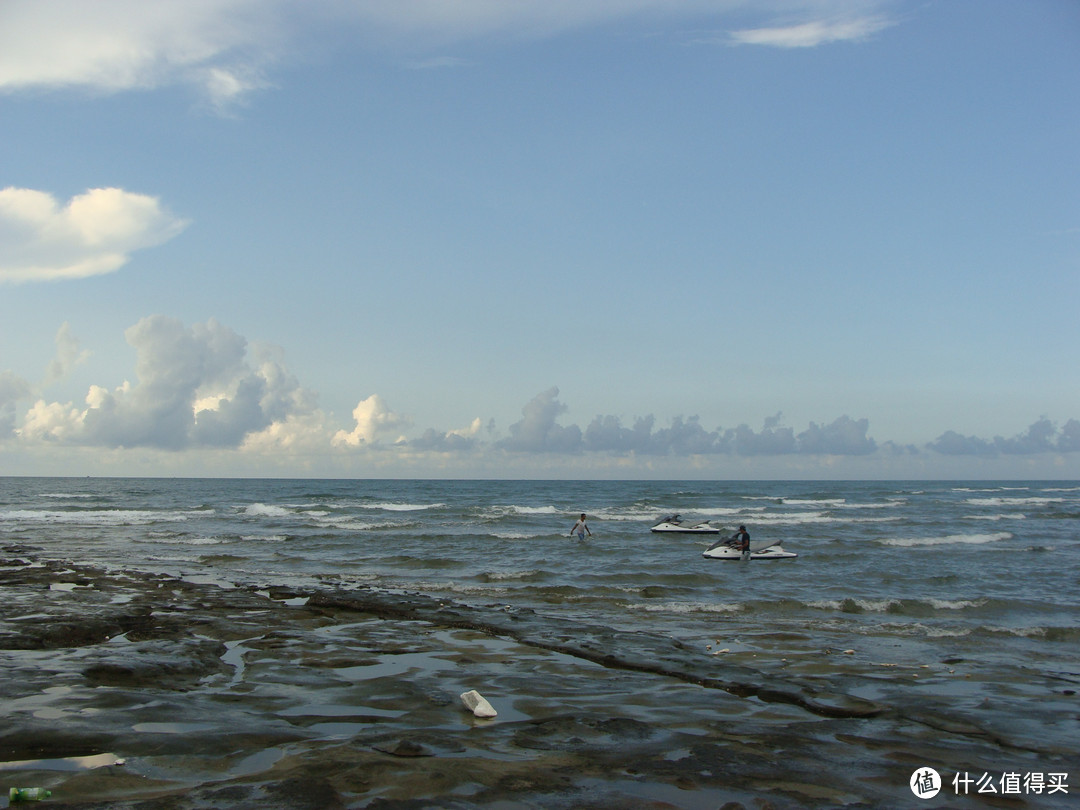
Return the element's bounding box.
[1,0,1078,480]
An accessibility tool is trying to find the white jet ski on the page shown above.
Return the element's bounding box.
[702,536,797,560]
[651,515,720,534]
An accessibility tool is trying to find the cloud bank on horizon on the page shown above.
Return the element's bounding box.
[2,319,1076,472]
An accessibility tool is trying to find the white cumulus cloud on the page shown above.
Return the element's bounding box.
[0,187,189,284]
[333,394,413,447]
[18,316,319,450]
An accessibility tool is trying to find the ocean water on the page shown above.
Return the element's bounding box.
[3,478,1076,641]
[2,477,1078,783]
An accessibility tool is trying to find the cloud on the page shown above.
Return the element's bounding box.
[333,394,412,447]
[19,316,318,449]
[579,410,883,457]
[928,418,1080,456]
[0,1,900,106]
[0,187,189,284]
[583,413,655,454]
[795,415,877,455]
[7,321,1077,470]
[994,417,1058,455]
[650,415,725,455]
[241,411,333,455]
[408,417,484,451]
[0,323,89,436]
[926,430,997,457]
[498,387,583,453]
[528,402,882,457]
[0,371,33,437]
[728,15,894,48]
[0,0,276,107]
[1058,420,1080,453]
[46,322,92,384]
[726,416,797,455]
[337,1,900,49]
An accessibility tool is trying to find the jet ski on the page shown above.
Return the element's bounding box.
[651,514,720,534]
[702,536,797,560]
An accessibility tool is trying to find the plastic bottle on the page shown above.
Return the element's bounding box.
[8,787,52,802]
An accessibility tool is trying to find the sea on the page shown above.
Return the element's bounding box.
[1,477,1078,803]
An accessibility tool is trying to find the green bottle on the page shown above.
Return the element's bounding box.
[9,787,52,801]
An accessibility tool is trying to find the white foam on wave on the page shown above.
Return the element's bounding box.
[364,502,446,511]
[870,622,971,639]
[818,597,985,612]
[148,553,201,564]
[507,505,560,515]
[966,513,1027,521]
[634,601,743,614]
[481,569,543,581]
[927,598,985,610]
[877,532,1012,547]
[701,506,768,516]
[144,536,226,546]
[0,509,191,525]
[751,512,902,526]
[314,514,399,531]
[954,486,1030,493]
[808,598,900,612]
[404,580,509,597]
[242,503,292,518]
[965,496,1061,507]
[584,506,658,521]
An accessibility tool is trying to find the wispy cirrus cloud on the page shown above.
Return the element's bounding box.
[0,187,188,284]
[0,1,902,108]
[728,15,895,48]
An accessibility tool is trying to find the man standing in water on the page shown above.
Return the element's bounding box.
[569,513,592,541]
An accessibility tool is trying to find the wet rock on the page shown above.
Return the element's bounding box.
[265,776,345,810]
[373,738,434,757]
[0,554,1047,809]
[82,638,228,688]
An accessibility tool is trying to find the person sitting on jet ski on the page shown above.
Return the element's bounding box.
[732,525,750,558]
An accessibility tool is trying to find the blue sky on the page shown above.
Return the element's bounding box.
[1,0,1077,479]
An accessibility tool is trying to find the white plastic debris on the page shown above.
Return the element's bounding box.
[460,689,497,718]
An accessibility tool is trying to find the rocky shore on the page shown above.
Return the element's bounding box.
[0,545,1066,808]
